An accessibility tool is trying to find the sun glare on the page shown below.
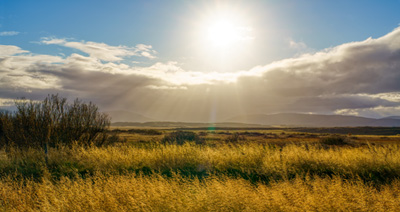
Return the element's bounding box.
[198,6,253,51]
[206,18,253,49]
[191,5,255,72]
[207,20,240,47]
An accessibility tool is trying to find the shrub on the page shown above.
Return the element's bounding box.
[319,135,348,146]
[0,94,111,149]
[161,131,204,145]
[198,131,208,136]
[100,132,127,146]
[225,133,246,144]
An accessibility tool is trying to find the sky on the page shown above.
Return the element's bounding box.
[1,0,400,122]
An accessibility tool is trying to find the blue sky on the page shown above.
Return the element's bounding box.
[1,0,400,121]
[2,0,400,68]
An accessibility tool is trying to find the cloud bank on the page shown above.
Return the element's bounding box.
[1,27,400,121]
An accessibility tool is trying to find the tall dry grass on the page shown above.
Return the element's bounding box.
[1,174,400,211]
[1,142,400,184]
[1,132,400,211]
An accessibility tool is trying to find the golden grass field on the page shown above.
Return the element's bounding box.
[1,129,400,211]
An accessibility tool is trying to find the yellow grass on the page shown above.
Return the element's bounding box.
[1,174,400,212]
[1,130,400,211]
[1,141,400,182]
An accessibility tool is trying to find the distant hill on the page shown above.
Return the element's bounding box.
[111,121,264,128]
[226,113,400,127]
[107,112,400,127]
[104,111,153,123]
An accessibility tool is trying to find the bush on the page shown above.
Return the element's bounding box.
[161,131,204,145]
[0,94,111,149]
[225,133,246,144]
[319,135,348,146]
[100,132,127,146]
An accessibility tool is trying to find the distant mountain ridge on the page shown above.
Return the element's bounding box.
[104,111,153,123]
[227,113,400,127]
[106,111,400,127]
[111,122,264,128]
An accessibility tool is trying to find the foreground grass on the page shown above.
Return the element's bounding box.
[1,174,400,212]
[1,142,400,184]
[1,131,400,211]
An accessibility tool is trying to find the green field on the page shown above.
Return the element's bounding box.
[1,128,400,211]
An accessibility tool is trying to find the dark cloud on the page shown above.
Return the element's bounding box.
[1,28,400,120]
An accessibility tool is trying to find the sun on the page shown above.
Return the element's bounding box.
[205,18,253,49]
[197,6,253,51]
[207,20,241,47]
[191,5,255,71]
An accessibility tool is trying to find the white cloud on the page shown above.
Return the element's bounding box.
[146,85,188,90]
[0,45,29,56]
[357,92,400,102]
[0,98,16,107]
[41,38,66,44]
[288,39,307,49]
[0,31,20,36]
[41,37,157,61]
[135,44,157,58]
[335,106,400,119]
[129,61,248,85]
[256,27,400,97]
[2,27,400,120]
[0,45,63,91]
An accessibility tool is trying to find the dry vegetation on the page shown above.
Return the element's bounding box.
[2,174,400,211]
[1,129,400,211]
[2,97,400,211]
